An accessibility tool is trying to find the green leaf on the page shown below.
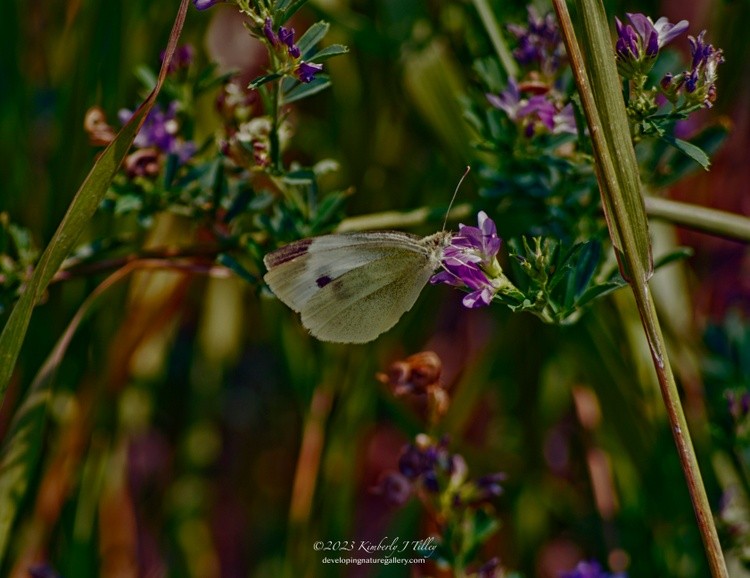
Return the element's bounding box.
[281,75,331,104]
[307,44,349,63]
[248,73,282,90]
[574,279,627,309]
[278,0,313,26]
[296,21,329,58]
[661,135,711,170]
[283,169,316,185]
[653,246,694,270]
[0,0,191,438]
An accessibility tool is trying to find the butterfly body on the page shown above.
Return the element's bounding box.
[263,231,452,343]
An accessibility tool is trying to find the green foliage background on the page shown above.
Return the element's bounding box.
[1,0,749,576]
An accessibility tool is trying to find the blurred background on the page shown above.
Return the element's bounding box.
[1,0,749,576]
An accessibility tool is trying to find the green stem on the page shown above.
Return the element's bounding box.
[553,0,728,575]
[471,0,519,79]
[645,196,750,242]
[269,79,282,173]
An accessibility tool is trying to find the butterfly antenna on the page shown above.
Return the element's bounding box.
[442,166,471,231]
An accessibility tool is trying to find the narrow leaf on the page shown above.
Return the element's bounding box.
[308,44,349,63]
[661,135,711,170]
[281,75,331,104]
[248,73,282,90]
[296,21,329,58]
[0,0,190,414]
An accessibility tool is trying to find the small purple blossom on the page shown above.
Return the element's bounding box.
[507,7,564,76]
[374,472,412,506]
[487,79,576,137]
[685,30,724,107]
[477,558,503,578]
[475,472,507,501]
[397,435,454,492]
[192,0,223,10]
[615,13,688,77]
[263,18,278,46]
[119,102,195,164]
[161,44,194,74]
[28,565,62,578]
[431,211,508,309]
[296,61,323,83]
[562,560,627,578]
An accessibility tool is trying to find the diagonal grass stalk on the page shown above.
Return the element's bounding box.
[552,0,728,575]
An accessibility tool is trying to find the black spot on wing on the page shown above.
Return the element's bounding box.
[316,275,332,288]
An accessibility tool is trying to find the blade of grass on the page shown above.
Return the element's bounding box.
[0,0,191,407]
[552,0,728,575]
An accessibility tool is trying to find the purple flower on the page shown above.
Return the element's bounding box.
[296,61,323,83]
[685,30,724,108]
[507,7,564,75]
[119,102,195,164]
[192,0,222,9]
[431,211,507,309]
[263,18,278,46]
[475,472,507,501]
[615,13,688,77]
[28,565,62,578]
[562,560,627,578]
[487,79,576,137]
[477,558,503,578]
[278,26,295,48]
[397,435,455,492]
[161,44,194,74]
[373,472,413,506]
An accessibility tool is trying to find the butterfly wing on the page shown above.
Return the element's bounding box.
[263,232,449,343]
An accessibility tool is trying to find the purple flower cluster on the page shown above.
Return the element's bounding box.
[562,560,627,578]
[660,30,724,109]
[615,13,688,77]
[119,102,196,165]
[507,7,565,76]
[398,435,455,492]
[727,390,750,421]
[431,211,507,309]
[487,79,577,137]
[262,18,323,84]
[375,434,506,509]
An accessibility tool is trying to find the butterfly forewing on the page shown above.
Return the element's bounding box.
[263,231,451,343]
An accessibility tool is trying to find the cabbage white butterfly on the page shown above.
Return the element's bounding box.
[263,230,452,343]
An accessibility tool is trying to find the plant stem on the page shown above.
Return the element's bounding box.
[553,0,728,574]
[269,79,282,173]
[471,0,519,79]
[645,196,750,242]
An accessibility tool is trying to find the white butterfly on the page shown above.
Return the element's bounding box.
[263,230,453,343]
